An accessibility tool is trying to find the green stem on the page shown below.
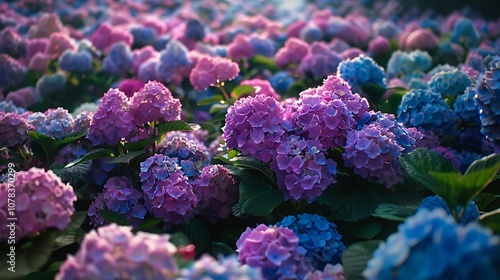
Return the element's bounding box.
[217,83,231,102]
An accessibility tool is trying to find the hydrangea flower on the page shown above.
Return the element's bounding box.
[397,89,458,139]
[475,56,500,147]
[26,38,48,62]
[178,254,262,280]
[118,79,145,97]
[227,34,254,61]
[189,55,240,90]
[0,54,27,88]
[5,86,40,109]
[130,26,156,48]
[0,168,76,241]
[275,37,309,69]
[44,32,76,59]
[368,36,390,55]
[236,224,313,280]
[156,41,192,83]
[386,50,432,79]
[0,112,32,147]
[298,42,342,80]
[277,214,345,270]
[451,17,480,48]
[58,49,92,73]
[102,42,134,77]
[404,28,439,51]
[185,18,205,41]
[55,143,88,166]
[29,52,52,72]
[35,72,67,98]
[286,94,355,149]
[239,79,281,101]
[418,195,479,225]
[222,94,286,162]
[0,100,27,114]
[55,224,179,280]
[87,88,135,146]
[453,87,480,125]
[248,35,276,57]
[88,176,147,227]
[363,208,500,280]
[271,135,336,203]
[90,22,133,52]
[27,107,75,140]
[193,165,238,220]
[129,81,181,126]
[0,27,26,59]
[428,69,471,97]
[159,136,211,178]
[269,71,296,94]
[85,158,116,186]
[140,154,197,225]
[337,55,386,95]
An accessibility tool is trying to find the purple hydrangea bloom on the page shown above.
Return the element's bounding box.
[240,79,281,101]
[156,41,192,83]
[418,195,479,225]
[129,80,181,126]
[227,34,254,61]
[29,52,52,72]
[185,18,205,41]
[275,37,309,69]
[248,35,276,57]
[179,254,262,280]
[55,224,179,280]
[0,112,32,147]
[58,49,92,73]
[140,154,197,225]
[88,176,147,227]
[363,208,500,280]
[193,165,238,220]
[222,94,286,162]
[404,29,439,51]
[0,168,76,241]
[236,224,313,280]
[304,263,346,280]
[189,55,240,90]
[27,107,75,140]
[90,22,133,52]
[159,136,211,178]
[337,55,386,95]
[298,42,342,80]
[102,42,134,77]
[428,69,471,97]
[130,26,156,48]
[475,56,500,147]
[300,24,323,43]
[277,214,345,270]
[397,89,458,139]
[0,27,26,58]
[0,54,27,88]
[26,38,48,62]
[368,36,390,56]
[55,143,88,166]
[286,94,355,149]
[88,88,135,146]
[73,111,94,132]
[271,135,337,203]
[5,86,40,108]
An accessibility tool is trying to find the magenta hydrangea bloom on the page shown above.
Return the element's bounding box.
[0,112,32,147]
[236,224,313,280]
[55,224,179,280]
[29,52,52,72]
[44,32,77,59]
[404,29,439,51]
[129,81,181,126]
[227,34,254,61]
[222,94,286,162]
[189,55,240,90]
[275,37,310,69]
[0,168,76,241]
[194,164,238,220]
[368,36,390,55]
[5,86,40,108]
[90,22,133,52]
[240,79,281,101]
[26,37,48,61]
[88,88,135,146]
[140,154,197,225]
[271,135,337,203]
[88,176,147,227]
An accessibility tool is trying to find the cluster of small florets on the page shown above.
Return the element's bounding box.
[337,55,387,95]
[428,69,471,97]
[0,168,76,241]
[275,37,310,69]
[159,136,211,178]
[178,254,262,280]
[55,224,179,280]
[189,55,240,90]
[363,208,500,280]
[236,224,313,280]
[299,42,342,80]
[0,112,32,147]
[277,213,345,270]
[453,87,481,125]
[156,41,192,84]
[58,49,93,73]
[27,107,75,140]
[417,195,479,225]
[102,42,134,77]
[386,50,432,79]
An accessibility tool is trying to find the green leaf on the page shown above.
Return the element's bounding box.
[184,218,211,253]
[317,182,379,222]
[50,161,92,181]
[123,135,161,151]
[361,83,386,103]
[371,203,415,221]
[473,193,499,210]
[228,149,240,159]
[157,120,193,135]
[211,242,235,257]
[231,85,256,99]
[27,131,59,164]
[197,95,224,106]
[211,154,231,165]
[479,208,500,234]
[460,153,500,200]
[209,103,229,114]
[230,156,274,181]
[249,55,278,72]
[0,231,56,279]
[108,150,145,164]
[53,211,87,250]
[169,232,191,247]
[57,129,87,146]
[342,240,382,280]
[65,148,114,168]
[345,219,382,239]
[133,218,163,232]
[379,90,405,114]
[238,178,284,217]
[99,209,131,226]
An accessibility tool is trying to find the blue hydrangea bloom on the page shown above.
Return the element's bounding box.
[131,26,156,47]
[428,69,471,97]
[276,213,345,270]
[185,18,205,41]
[386,50,432,79]
[417,195,479,224]
[35,72,67,98]
[451,17,480,48]
[248,36,276,57]
[337,55,386,95]
[300,24,323,43]
[475,56,500,147]
[363,208,500,280]
[269,71,295,94]
[0,100,27,113]
[27,108,75,140]
[159,136,211,178]
[156,40,191,82]
[58,50,92,73]
[397,89,458,139]
[102,42,133,77]
[453,87,480,125]
[454,127,485,155]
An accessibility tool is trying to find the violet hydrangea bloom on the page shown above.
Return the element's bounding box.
[58,49,92,73]
[27,107,75,140]
[298,42,342,80]
[44,32,76,59]
[417,195,479,225]
[337,55,386,95]
[87,88,135,146]
[0,168,76,241]
[0,54,27,88]
[159,136,211,178]
[0,27,26,59]
[129,80,181,126]
[73,111,94,132]
[193,164,238,220]
[277,214,345,270]
[453,87,480,125]
[227,34,254,61]
[189,55,240,90]
[363,208,500,280]
[236,224,313,280]
[5,86,40,108]
[271,135,337,203]
[0,112,32,147]
[156,41,192,84]
[102,42,134,77]
[222,94,286,162]
[88,176,147,227]
[140,154,197,225]
[0,100,27,114]
[178,254,262,280]
[55,224,179,280]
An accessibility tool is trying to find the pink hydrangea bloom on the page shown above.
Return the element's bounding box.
[28,13,66,39]
[44,32,77,59]
[0,112,32,147]
[189,56,239,90]
[26,38,49,61]
[227,34,254,61]
[118,79,145,97]
[405,29,439,50]
[29,52,52,71]
[90,22,133,52]
[5,86,40,108]
[368,36,391,55]
[275,37,310,69]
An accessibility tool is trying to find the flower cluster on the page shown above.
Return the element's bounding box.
[236,224,313,280]
[90,22,133,52]
[337,54,386,95]
[275,37,310,69]
[88,176,147,227]
[102,42,134,77]
[0,168,76,241]
[428,69,471,97]
[58,49,93,73]
[159,136,211,178]
[139,154,197,225]
[27,107,75,140]
[475,56,500,148]
[178,254,262,280]
[453,87,481,125]
[417,195,479,224]
[193,164,238,220]
[451,17,480,48]
[35,72,67,98]
[386,50,432,79]
[156,41,192,84]
[189,55,240,90]
[363,208,500,280]
[298,42,342,80]
[0,53,27,88]
[55,143,88,166]
[4,86,40,109]
[55,224,179,280]
[277,214,345,270]
[0,112,32,147]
